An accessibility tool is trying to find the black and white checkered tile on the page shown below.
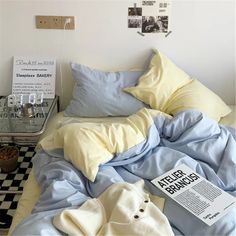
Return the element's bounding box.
[0,194,21,218]
[0,146,35,229]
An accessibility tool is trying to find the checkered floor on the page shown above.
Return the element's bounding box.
[0,146,35,229]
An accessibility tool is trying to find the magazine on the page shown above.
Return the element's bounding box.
[151,164,236,226]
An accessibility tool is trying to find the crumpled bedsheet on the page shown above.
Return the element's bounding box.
[12,109,236,236]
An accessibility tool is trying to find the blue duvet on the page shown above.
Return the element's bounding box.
[12,110,236,236]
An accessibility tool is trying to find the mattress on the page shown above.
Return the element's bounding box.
[8,106,236,235]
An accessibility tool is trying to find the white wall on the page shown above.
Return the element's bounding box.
[0,0,235,110]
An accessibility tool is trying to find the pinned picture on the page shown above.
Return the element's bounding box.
[128,7,142,28]
[142,15,168,33]
[128,7,142,16]
[128,1,171,34]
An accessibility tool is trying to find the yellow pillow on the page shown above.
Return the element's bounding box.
[124,49,231,121]
[124,49,191,110]
[163,79,231,121]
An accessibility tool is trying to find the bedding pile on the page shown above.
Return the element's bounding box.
[12,108,236,236]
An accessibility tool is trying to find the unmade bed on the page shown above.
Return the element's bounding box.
[8,50,236,235]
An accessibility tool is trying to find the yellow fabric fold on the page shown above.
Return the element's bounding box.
[38,108,162,182]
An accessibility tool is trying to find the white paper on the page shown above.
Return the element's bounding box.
[142,0,171,33]
[151,164,236,226]
[128,1,171,33]
[12,57,56,99]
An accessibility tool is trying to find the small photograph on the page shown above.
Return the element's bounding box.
[128,7,142,16]
[128,18,142,28]
[142,16,168,33]
[128,7,142,28]
[142,16,157,33]
[157,16,168,33]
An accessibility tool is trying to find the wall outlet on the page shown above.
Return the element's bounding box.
[51,16,62,29]
[61,16,75,30]
[35,15,75,30]
[35,16,51,29]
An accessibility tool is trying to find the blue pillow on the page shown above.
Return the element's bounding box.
[64,63,146,117]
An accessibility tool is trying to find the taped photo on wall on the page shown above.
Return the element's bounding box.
[128,1,171,33]
[142,15,168,33]
[128,7,142,28]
